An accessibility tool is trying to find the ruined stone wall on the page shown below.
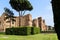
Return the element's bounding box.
[15,17,19,27]
[32,19,38,27]
[45,25,48,31]
[38,17,43,31]
[1,12,7,32]
[15,14,32,27]
[23,14,32,27]
[38,17,47,31]
[0,12,17,32]
[0,17,4,32]
[0,12,48,32]
[42,20,47,31]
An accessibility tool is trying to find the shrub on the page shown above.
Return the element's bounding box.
[31,27,40,34]
[41,31,55,33]
[5,27,15,35]
[5,27,31,35]
[5,27,40,35]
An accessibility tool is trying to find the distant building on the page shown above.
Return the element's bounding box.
[0,12,48,32]
[47,26,55,31]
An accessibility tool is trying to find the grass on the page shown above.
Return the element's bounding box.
[0,33,58,40]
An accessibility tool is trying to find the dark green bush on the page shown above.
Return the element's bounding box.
[5,27,31,35]
[41,31,55,33]
[5,27,40,35]
[31,27,40,34]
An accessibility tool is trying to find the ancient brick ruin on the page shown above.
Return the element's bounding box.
[0,12,48,32]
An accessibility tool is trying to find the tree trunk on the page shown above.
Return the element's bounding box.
[21,11,22,16]
[23,10,25,15]
[10,18,11,28]
[19,11,20,27]
[51,0,60,40]
[20,11,23,26]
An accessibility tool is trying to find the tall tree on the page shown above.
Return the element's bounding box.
[4,7,16,27]
[51,0,60,40]
[9,0,33,26]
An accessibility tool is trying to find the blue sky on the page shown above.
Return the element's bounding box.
[0,0,54,26]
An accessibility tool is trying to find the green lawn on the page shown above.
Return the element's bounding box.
[0,33,58,40]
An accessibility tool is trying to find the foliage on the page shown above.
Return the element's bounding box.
[9,0,33,12]
[4,7,16,27]
[31,27,40,34]
[41,31,55,33]
[9,0,33,26]
[5,27,31,35]
[5,27,40,35]
[4,7,14,15]
[4,7,15,21]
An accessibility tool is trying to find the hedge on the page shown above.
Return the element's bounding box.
[41,31,55,33]
[5,27,40,35]
[31,27,40,34]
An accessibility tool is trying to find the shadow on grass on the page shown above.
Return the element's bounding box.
[4,34,36,36]
[0,32,5,35]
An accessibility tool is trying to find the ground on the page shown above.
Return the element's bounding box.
[0,33,58,40]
